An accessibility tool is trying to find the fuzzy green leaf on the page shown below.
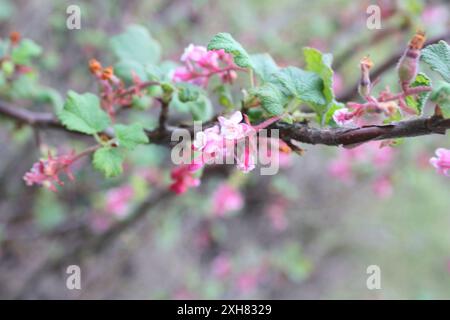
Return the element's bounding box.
[269,67,326,106]
[252,83,288,116]
[207,32,252,68]
[303,47,334,115]
[93,147,124,178]
[405,73,431,115]
[58,91,110,134]
[171,83,213,121]
[421,40,450,83]
[250,53,279,82]
[430,83,450,118]
[114,123,149,150]
[110,25,161,65]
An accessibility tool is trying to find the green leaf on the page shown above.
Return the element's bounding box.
[421,40,450,83]
[214,84,234,110]
[58,91,110,134]
[430,83,450,117]
[114,123,149,150]
[110,25,161,65]
[324,100,346,126]
[11,39,42,65]
[303,47,334,115]
[171,83,213,121]
[114,59,148,83]
[252,83,288,116]
[269,67,326,106]
[250,53,278,82]
[405,73,431,115]
[93,147,124,178]
[207,32,252,68]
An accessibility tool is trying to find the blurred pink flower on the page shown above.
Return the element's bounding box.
[212,183,244,217]
[373,144,394,169]
[430,148,450,177]
[267,199,288,231]
[333,72,344,96]
[333,108,354,126]
[328,159,353,183]
[105,185,134,218]
[236,267,265,295]
[328,141,396,185]
[170,165,201,194]
[172,44,238,87]
[89,213,113,233]
[23,151,76,192]
[373,176,393,199]
[211,254,232,279]
[422,5,449,27]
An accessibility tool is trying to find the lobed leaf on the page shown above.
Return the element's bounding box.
[114,123,149,150]
[93,147,124,178]
[421,40,450,83]
[58,91,110,135]
[207,32,252,68]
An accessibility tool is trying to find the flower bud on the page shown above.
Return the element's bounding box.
[88,59,102,74]
[397,31,426,89]
[9,31,21,45]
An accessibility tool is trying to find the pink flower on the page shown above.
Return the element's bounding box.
[170,111,280,194]
[169,165,201,194]
[430,148,450,176]
[236,144,256,173]
[181,44,209,64]
[218,111,246,140]
[333,108,354,126]
[328,159,353,183]
[23,151,76,192]
[373,176,393,199]
[105,185,134,218]
[212,183,244,217]
[172,44,238,87]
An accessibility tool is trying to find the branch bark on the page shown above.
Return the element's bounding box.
[0,103,450,146]
[2,100,450,148]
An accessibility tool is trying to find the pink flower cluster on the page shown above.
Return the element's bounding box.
[430,148,450,177]
[172,44,238,87]
[328,141,395,198]
[170,111,256,194]
[23,151,76,192]
[170,111,281,194]
[212,183,244,217]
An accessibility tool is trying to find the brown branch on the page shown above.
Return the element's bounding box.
[273,115,450,146]
[2,100,450,148]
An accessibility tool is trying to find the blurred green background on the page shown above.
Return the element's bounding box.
[1,0,450,299]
